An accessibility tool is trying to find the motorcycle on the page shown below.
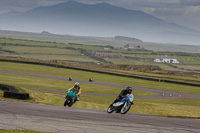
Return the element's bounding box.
[68,77,72,81]
[89,78,93,82]
[64,89,77,107]
[107,94,134,114]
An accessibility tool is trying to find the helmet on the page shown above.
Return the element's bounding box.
[126,86,132,93]
[74,82,80,88]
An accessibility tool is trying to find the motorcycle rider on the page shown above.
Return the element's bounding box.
[67,82,81,101]
[111,86,134,105]
[68,76,72,81]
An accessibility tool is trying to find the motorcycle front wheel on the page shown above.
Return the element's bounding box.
[64,99,67,106]
[68,98,74,107]
[120,102,131,114]
[64,96,70,106]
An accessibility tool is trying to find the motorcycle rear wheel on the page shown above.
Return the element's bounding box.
[107,106,114,113]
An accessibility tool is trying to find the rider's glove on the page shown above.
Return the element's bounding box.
[121,95,125,98]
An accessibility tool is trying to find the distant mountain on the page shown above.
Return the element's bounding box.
[0,1,200,45]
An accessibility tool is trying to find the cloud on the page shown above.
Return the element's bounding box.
[169,6,200,30]
[181,0,200,6]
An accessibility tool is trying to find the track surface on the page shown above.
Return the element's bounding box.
[0,100,200,133]
[1,70,200,132]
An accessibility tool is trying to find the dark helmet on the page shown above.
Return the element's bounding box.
[126,86,132,93]
[74,82,80,88]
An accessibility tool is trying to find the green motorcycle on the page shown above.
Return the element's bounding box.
[64,89,77,107]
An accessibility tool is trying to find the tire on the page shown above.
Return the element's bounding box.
[120,102,131,114]
[64,96,70,107]
[107,106,114,113]
[68,99,73,107]
[64,100,67,106]
[68,102,73,107]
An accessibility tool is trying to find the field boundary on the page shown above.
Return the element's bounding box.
[1,58,200,87]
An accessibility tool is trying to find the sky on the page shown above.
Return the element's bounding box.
[0,0,200,31]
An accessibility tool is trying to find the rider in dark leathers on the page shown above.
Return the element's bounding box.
[112,86,134,105]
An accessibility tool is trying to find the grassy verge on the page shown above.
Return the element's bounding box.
[132,101,200,118]
[0,61,200,95]
[136,98,200,106]
[0,73,156,96]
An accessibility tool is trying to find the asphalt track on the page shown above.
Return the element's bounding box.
[1,70,200,132]
[0,100,200,133]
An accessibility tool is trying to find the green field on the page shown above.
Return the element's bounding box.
[1,46,98,63]
[1,38,200,70]
[0,61,200,118]
[1,31,200,53]
[1,37,200,67]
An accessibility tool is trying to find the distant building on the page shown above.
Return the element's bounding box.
[104,48,111,50]
[154,56,179,64]
[123,44,146,51]
[104,45,114,50]
[94,52,124,58]
[135,45,145,50]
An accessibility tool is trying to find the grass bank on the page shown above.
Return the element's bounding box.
[0,61,200,95]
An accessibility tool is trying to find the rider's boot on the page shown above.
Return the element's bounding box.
[76,97,80,101]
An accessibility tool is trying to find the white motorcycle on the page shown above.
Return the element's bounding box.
[107,94,134,114]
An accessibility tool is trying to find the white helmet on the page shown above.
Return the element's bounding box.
[74,82,79,88]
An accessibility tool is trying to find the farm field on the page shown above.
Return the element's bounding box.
[1,38,200,72]
[1,45,98,63]
[1,30,200,53]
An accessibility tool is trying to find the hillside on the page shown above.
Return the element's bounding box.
[0,1,200,45]
[114,36,143,43]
